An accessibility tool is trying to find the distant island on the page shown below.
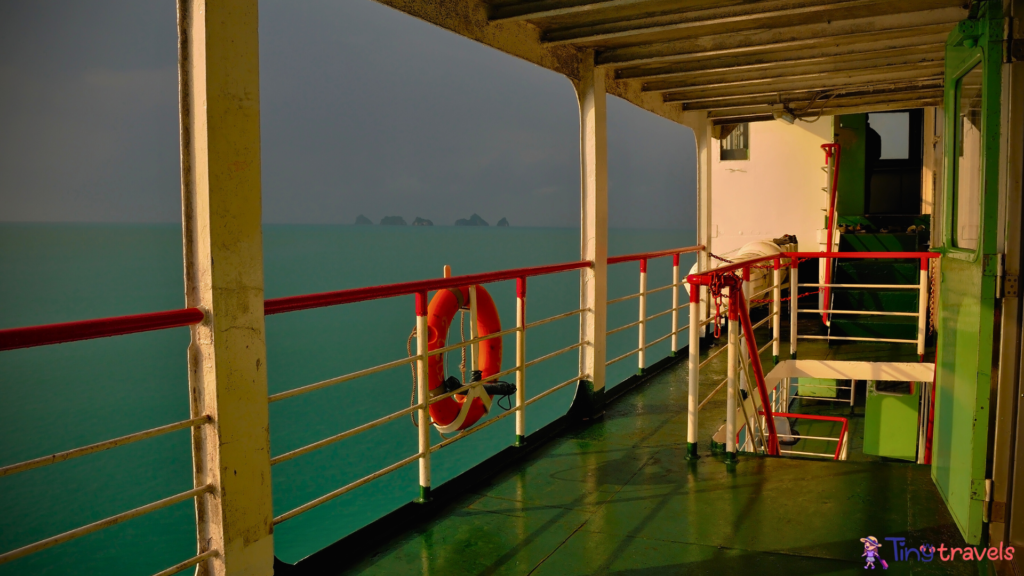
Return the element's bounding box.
[454,213,489,226]
[412,217,433,226]
[497,217,509,227]
[380,216,407,226]
[354,214,373,225]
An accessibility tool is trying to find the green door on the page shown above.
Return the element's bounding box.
[932,2,1003,545]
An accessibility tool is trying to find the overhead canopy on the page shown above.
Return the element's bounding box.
[376,0,965,125]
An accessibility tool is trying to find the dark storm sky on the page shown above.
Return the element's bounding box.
[0,0,696,228]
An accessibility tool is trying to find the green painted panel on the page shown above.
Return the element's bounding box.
[793,377,837,399]
[835,114,866,218]
[863,382,920,461]
[932,0,1003,546]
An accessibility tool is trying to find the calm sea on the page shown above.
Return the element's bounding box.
[0,223,695,574]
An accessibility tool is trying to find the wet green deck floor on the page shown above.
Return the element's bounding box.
[340,324,979,575]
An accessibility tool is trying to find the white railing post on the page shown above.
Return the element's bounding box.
[415,292,431,502]
[687,283,700,460]
[671,254,680,355]
[515,277,527,447]
[726,286,739,464]
[638,258,647,375]
[773,258,782,364]
[469,285,479,372]
[917,258,928,361]
[790,261,799,360]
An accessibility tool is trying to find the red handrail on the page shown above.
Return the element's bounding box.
[771,412,849,460]
[265,260,591,315]
[0,308,205,352]
[607,244,704,265]
[786,251,939,259]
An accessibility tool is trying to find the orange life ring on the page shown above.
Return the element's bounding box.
[426,285,502,432]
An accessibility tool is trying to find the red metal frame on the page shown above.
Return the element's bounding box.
[0,308,205,352]
[771,412,849,460]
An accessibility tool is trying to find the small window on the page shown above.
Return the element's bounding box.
[953,64,984,250]
[720,123,749,161]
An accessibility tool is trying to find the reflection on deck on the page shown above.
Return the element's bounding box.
[293,323,973,575]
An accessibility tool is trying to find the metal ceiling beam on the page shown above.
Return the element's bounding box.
[489,0,658,23]
[543,0,935,46]
[642,53,945,92]
[683,88,944,112]
[667,76,944,105]
[616,40,947,81]
[709,97,943,124]
[661,64,944,102]
[596,9,965,67]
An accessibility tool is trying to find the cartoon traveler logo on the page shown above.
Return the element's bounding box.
[861,536,888,569]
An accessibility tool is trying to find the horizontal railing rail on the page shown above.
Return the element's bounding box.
[0,308,205,352]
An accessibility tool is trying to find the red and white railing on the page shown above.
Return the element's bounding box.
[0,245,705,571]
[685,250,937,462]
[605,246,705,374]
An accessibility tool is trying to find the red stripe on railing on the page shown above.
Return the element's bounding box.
[771,412,849,460]
[0,308,205,352]
[607,245,704,265]
[693,251,938,279]
[265,260,592,316]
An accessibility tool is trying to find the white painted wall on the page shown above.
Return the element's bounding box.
[710,119,834,256]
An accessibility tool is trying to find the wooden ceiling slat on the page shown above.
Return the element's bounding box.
[595,9,965,67]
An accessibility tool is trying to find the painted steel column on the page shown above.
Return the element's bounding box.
[515,278,526,447]
[637,259,647,375]
[917,258,928,360]
[726,287,739,464]
[671,254,680,355]
[789,262,799,359]
[686,285,700,460]
[695,116,713,338]
[575,52,608,410]
[772,258,782,364]
[415,292,431,501]
[178,2,272,574]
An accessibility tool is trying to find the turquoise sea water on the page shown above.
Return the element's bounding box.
[0,224,695,574]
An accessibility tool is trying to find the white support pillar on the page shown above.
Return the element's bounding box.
[671,254,680,354]
[178,2,273,574]
[726,288,739,464]
[772,258,782,364]
[694,116,713,336]
[637,259,647,375]
[575,52,608,412]
[790,263,799,359]
[515,277,526,447]
[917,258,928,360]
[686,285,700,460]
[415,294,431,501]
